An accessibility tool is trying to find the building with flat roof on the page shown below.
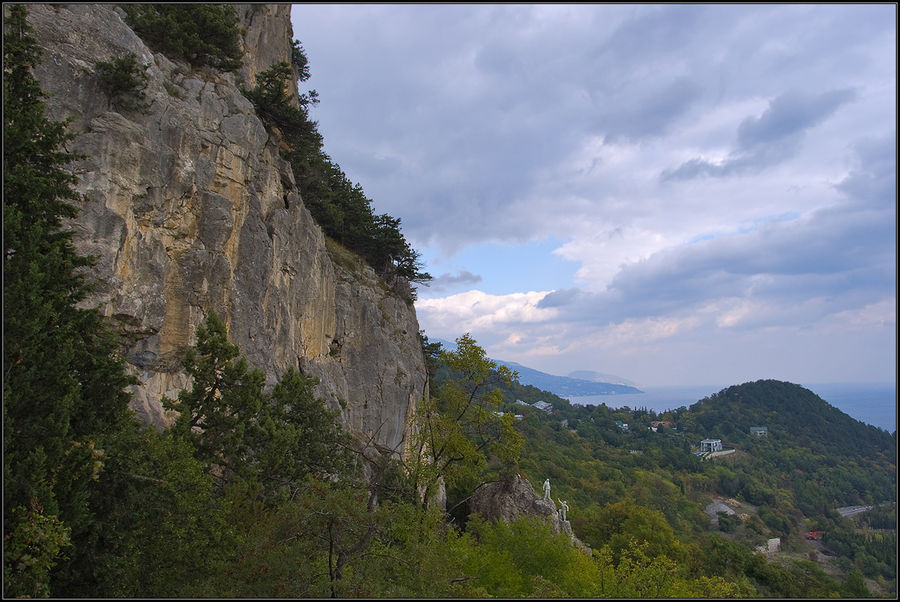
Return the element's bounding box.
[700,438,723,452]
[533,401,553,413]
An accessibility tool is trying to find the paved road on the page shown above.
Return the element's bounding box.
[836,505,874,518]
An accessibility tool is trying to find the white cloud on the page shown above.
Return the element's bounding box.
[294,4,896,385]
[415,290,557,339]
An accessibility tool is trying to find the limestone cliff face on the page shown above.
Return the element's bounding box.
[470,474,591,553]
[26,4,426,455]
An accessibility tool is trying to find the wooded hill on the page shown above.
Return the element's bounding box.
[685,379,894,461]
[488,373,897,597]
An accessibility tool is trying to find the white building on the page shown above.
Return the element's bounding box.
[755,537,781,557]
[749,426,768,437]
[494,410,524,421]
[533,401,553,413]
[699,439,723,452]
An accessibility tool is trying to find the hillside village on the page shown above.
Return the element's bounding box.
[513,399,767,460]
[504,388,894,597]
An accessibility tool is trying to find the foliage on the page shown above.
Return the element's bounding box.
[681,380,895,524]
[120,4,243,71]
[583,498,683,565]
[824,518,897,584]
[3,503,71,598]
[407,334,523,511]
[242,61,320,156]
[164,311,266,482]
[3,5,134,596]
[163,312,353,500]
[94,52,149,112]
[50,423,234,597]
[290,39,309,76]
[242,44,431,296]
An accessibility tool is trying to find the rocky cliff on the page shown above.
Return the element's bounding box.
[25,4,426,456]
[470,474,591,554]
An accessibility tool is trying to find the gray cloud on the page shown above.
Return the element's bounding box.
[543,196,894,329]
[597,77,704,142]
[537,288,583,309]
[663,88,857,181]
[737,89,856,149]
[421,270,483,293]
[836,133,897,209]
[292,4,895,386]
[539,128,896,329]
[295,5,889,254]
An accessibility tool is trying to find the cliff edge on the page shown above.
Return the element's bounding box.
[26,4,426,456]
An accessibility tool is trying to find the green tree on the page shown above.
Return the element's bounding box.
[407,334,523,510]
[252,367,353,501]
[243,61,321,157]
[3,5,135,596]
[582,498,681,565]
[94,52,149,112]
[164,312,353,500]
[841,568,872,598]
[121,4,243,71]
[50,422,233,597]
[164,311,266,486]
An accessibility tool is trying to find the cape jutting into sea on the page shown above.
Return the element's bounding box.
[567,382,897,432]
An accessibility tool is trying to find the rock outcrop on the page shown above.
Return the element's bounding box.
[25,4,426,456]
[470,474,591,553]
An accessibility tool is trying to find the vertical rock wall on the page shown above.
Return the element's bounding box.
[25,4,426,455]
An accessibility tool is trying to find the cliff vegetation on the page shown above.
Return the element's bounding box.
[3,5,894,599]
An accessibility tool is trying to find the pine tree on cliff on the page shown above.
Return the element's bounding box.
[3,5,134,596]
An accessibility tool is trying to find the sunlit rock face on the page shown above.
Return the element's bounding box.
[27,4,426,455]
[469,474,591,553]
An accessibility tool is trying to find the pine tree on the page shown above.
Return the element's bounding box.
[3,5,134,596]
[164,311,267,485]
[164,312,353,500]
[121,4,243,71]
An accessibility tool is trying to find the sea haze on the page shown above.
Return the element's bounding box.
[568,382,897,432]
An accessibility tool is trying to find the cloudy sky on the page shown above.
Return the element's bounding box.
[290,4,896,387]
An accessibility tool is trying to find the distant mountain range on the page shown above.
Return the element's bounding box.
[495,360,644,397]
[566,370,641,388]
[430,338,643,397]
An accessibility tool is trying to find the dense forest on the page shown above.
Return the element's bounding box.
[3,5,895,598]
[486,372,896,597]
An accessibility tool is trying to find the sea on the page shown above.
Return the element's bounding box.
[566,382,897,433]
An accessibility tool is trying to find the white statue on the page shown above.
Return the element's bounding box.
[542,478,551,501]
[558,498,568,522]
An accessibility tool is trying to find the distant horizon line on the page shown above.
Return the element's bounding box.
[564,380,897,395]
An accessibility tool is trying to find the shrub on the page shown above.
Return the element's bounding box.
[121,5,243,71]
[95,52,149,112]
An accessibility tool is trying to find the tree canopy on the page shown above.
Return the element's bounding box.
[3,6,134,595]
[121,4,243,71]
[243,52,431,297]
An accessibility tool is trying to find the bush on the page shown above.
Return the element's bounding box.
[95,52,148,112]
[121,5,243,71]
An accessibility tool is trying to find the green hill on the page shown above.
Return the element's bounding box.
[672,380,896,512]
[683,379,895,460]
[492,377,896,597]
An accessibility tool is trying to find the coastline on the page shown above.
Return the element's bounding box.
[567,382,897,432]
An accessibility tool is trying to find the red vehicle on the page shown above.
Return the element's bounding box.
[806,531,824,540]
